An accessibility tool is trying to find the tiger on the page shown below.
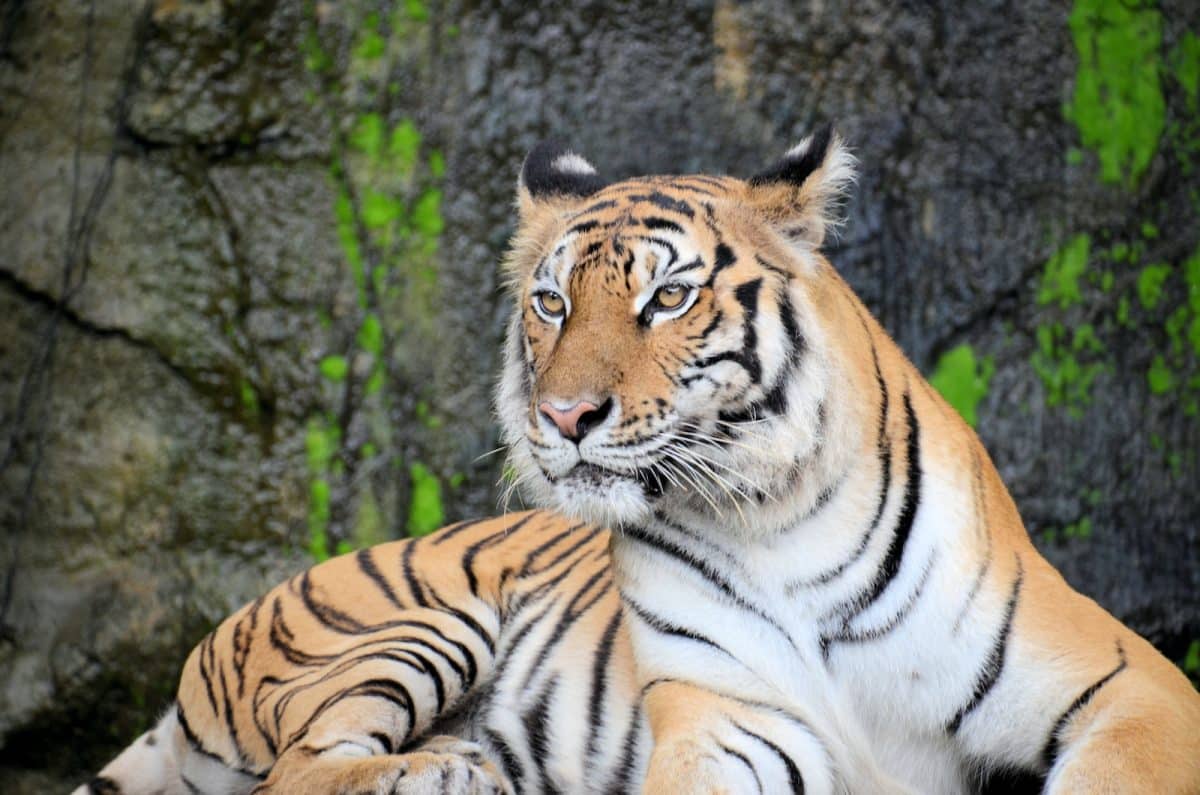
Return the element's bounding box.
[495,128,1200,793]
[77,129,1200,795]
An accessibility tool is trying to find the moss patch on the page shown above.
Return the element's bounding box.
[1037,234,1091,309]
[1066,0,1164,187]
[929,344,995,428]
[407,462,444,536]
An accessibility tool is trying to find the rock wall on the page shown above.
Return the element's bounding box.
[1,0,1197,788]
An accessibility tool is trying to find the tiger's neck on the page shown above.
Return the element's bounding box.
[616,285,1009,673]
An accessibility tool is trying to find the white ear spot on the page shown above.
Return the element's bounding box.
[551,153,598,176]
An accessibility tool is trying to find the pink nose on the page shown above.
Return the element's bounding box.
[539,400,605,442]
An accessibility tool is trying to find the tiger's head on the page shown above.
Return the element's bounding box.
[497,129,863,531]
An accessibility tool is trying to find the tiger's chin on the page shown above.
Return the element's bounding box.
[547,464,656,528]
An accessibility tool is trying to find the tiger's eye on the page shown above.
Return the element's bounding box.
[655,284,688,309]
[536,291,565,318]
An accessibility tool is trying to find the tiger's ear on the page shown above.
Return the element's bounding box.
[746,125,856,250]
[517,140,608,222]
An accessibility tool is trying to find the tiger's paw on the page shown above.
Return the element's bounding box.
[383,736,513,795]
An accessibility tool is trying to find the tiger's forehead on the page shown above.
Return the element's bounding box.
[533,175,741,291]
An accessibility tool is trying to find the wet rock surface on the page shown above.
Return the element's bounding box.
[2,0,1198,788]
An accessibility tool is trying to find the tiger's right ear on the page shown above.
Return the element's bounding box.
[746,125,856,250]
[517,140,608,222]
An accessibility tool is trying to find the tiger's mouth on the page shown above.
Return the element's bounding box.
[560,461,669,499]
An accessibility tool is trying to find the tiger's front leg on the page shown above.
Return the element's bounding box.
[641,681,836,795]
[252,727,513,795]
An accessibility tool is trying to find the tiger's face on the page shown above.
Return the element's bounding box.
[497,131,856,528]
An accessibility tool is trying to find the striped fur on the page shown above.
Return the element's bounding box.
[72,513,837,794]
[497,131,1200,793]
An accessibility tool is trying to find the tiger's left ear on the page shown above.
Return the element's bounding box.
[746,125,856,249]
[517,140,609,223]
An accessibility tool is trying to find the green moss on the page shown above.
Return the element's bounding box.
[1063,516,1094,539]
[305,417,340,472]
[308,477,331,561]
[1038,234,1091,308]
[349,113,386,159]
[407,462,444,536]
[1031,322,1107,416]
[239,379,259,416]
[1185,245,1200,318]
[1116,295,1133,327]
[354,17,386,61]
[1148,354,1175,393]
[1066,0,1164,187]
[358,313,384,356]
[319,354,349,382]
[1136,262,1172,309]
[411,188,444,239]
[362,190,403,229]
[929,344,995,427]
[389,120,422,175]
[1171,32,1200,112]
[334,191,367,308]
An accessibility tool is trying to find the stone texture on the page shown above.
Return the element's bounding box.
[1,0,1197,788]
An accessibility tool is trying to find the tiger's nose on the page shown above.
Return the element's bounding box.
[538,398,613,442]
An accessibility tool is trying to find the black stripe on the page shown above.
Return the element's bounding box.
[584,609,624,774]
[732,721,805,794]
[670,255,705,276]
[718,742,764,793]
[357,548,404,609]
[626,191,694,218]
[522,675,562,794]
[285,678,415,750]
[947,555,1025,734]
[484,728,525,791]
[819,388,920,656]
[829,551,937,645]
[567,219,601,235]
[623,526,794,647]
[623,597,729,655]
[430,516,491,545]
[268,596,337,667]
[177,703,265,778]
[569,199,618,218]
[642,216,684,233]
[401,540,430,607]
[711,242,736,279]
[604,702,644,795]
[463,514,537,596]
[518,567,612,692]
[854,390,922,612]
[789,327,891,590]
[694,278,763,385]
[426,584,497,655]
[299,571,368,632]
[217,663,247,766]
[199,632,220,717]
[1041,641,1128,769]
[517,522,587,575]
